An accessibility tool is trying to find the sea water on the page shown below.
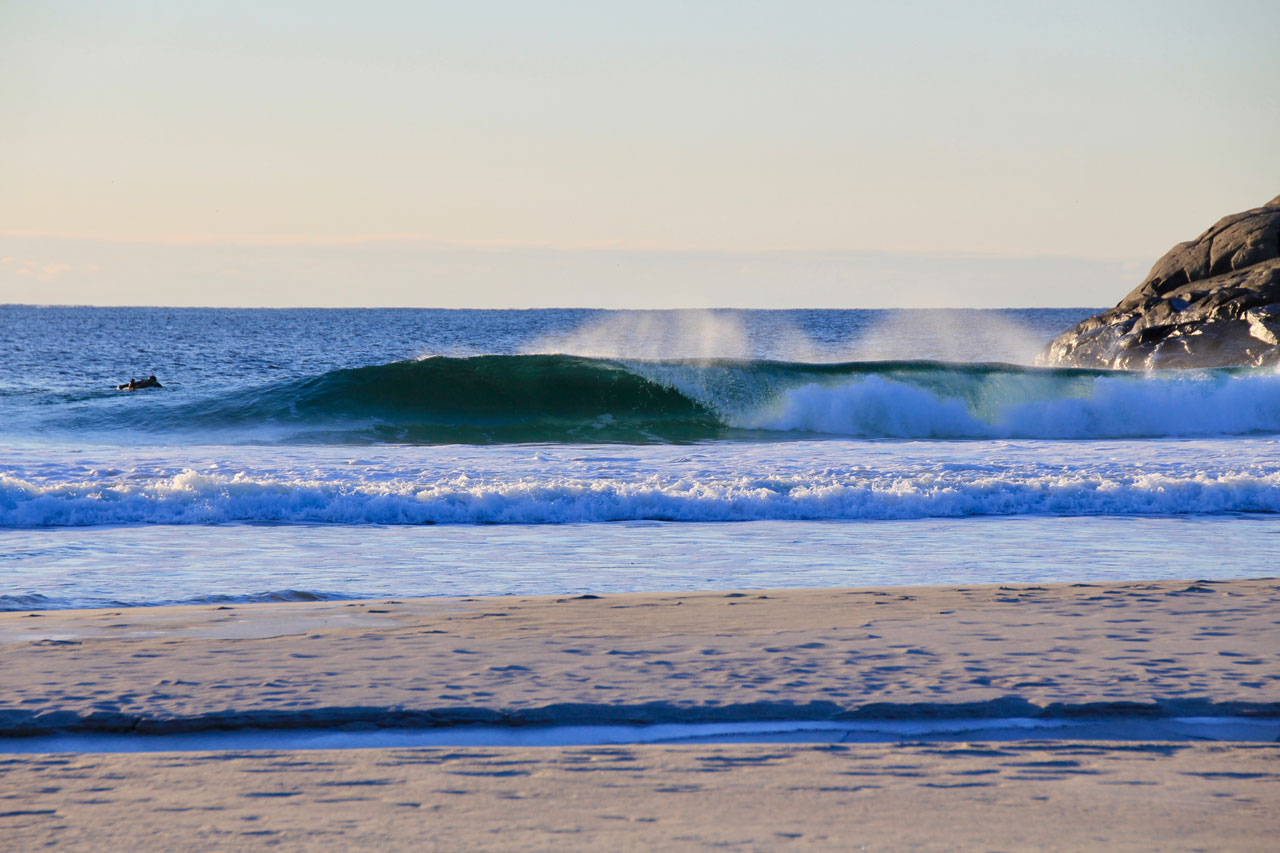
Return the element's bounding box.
[3,305,1278,609]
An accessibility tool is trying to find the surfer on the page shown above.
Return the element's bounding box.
[117,375,163,391]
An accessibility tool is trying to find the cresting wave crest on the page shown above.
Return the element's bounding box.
[37,355,1280,443]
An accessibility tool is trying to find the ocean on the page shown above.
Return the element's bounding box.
[4,305,1279,610]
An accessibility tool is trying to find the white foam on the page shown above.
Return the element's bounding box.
[739,370,1280,439]
[4,463,1280,527]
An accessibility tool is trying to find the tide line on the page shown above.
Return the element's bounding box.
[1,716,1276,755]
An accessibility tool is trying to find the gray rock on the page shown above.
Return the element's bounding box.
[1040,195,1280,369]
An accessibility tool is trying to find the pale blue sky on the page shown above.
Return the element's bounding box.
[2,1,1278,307]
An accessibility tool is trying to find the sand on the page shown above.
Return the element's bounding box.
[2,742,1278,851]
[2,578,1278,731]
[1,578,1278,849]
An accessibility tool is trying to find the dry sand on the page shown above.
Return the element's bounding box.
[1,577,1278,849]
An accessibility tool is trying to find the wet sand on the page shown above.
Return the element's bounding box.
[1,578,1277,849]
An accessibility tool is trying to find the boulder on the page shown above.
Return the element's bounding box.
[1040,195,1280,369]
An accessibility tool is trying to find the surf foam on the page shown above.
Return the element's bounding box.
[4,464,1279,527]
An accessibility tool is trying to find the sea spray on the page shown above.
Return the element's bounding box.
[523,309,761,361]
[522,307,1056,365]
[847,309,1052,365]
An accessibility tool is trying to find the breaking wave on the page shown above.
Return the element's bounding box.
[20,355,1280,444]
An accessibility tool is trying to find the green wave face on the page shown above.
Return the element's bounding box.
[32,354,1276,444]
[174,355,729,444]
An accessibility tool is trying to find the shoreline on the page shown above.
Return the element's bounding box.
[3,577,1277,738]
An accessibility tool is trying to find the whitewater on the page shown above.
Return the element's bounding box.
[4,440,1280,527]
[3,305,1279,608]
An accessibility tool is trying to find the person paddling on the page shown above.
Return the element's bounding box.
[117,375,163,391]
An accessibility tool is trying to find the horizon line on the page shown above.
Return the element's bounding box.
[0,302,1108,312]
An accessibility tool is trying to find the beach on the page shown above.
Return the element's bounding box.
[2,578,1277,849]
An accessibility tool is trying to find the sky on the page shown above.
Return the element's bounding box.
[2,0,1278,308]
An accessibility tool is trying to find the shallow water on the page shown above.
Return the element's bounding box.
[3,514,1277,610]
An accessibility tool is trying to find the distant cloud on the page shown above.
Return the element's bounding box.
[3,258,78,281]
[0,229,647,251]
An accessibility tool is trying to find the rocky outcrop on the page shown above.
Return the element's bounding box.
[1040,195,1280,369]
